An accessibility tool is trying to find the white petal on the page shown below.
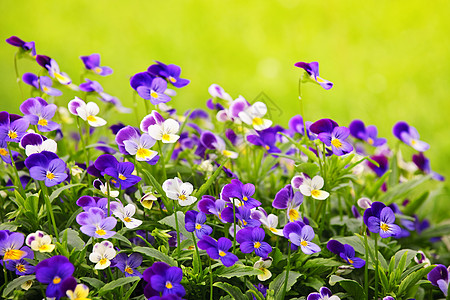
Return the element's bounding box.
[161,134,180,144]
[124,218,142,229]
[88,116,107,127]
[299,185,312,196]
[238,111,253,125]
[251,102,268,117]
[163,119,180,134]
[257,268,272,281]
[180,182,194,195]
[311,176,324,189]
[95,260,111,270]
[312,190,329,200]
[216,110,230,122]
[253,119,272,131]
[104,248,117,259]
[86,102,100,116]
[89,252,102,263]
[25,145,40,156]
[41,139,57,153]
[267,214,278,228]
[76,106,88,121]
[179,196,197,206]
[147,124,163,140]
[124,204,136,217]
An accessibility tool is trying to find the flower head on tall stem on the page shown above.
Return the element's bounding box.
[68,97,107,127]
[6,36,36,56]
[76,207,117,239]
[221,179,261,209]
[22,73,62,96]
[197,236,238,267]
[294,61,333,90]
[393,121,430,152]
[147,61,190,88]
[299,175,329,200]
[236,227,272,258]
[80,53,113,76]
[162,177,197,206]
[0,111,30,143]
[112,252,143,277]
[327,240,365,268]
[283,221,321,255]
[94,154,142,189]
[24,151,68,187]
[273,184,304,222]
[427,264,449,297]
[363,201,401,238]
[20,97,60,132]
[185,210,213,239]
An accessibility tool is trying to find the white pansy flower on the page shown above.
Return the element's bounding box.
[25,138,57,156]
[162,177,197,206]
[112,203,142,229]
[238,101,272,131]
[254,257,273,281]
[68,97,106,127]
[26,231,55,253]
[147,118,180,143]
[89,241,116,270]
[299,175,329,200]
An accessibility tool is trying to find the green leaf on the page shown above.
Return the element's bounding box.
[0,222,19,231]
[159,211,192,241]
[367,170,392,198]
[329,275,365,299]
[403,191,429,215]
[269,270,301,300]
[295,162,320,178]
[215,264,264,278]
[395,249,417,271]
[213,282,247,300]
[2,275,35,297]
[379,175,431,205]
[123,278,141,300]
[193,160,227,198]
[80,277,105,290]
[49,183,85,203]
[420,224,450,239]
[279,133,318,163]
[397,265,435,297]
[302,258,344,269]
[98,276,141,295]
[112,232,132,246]
[65,207,83,228]
[59,228,85,250]
[134,246,177,266]
[140,168,173,214]
[245,281,265,300]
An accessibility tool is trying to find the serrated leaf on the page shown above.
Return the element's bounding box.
[134,246,177,266]
[215,264,264,278]
[0,223,19,231]
[213,282,247,300]
[98,276,141,295]
[80,277,105,290]
[2,275,35,297]
[269,270,301,300]
[329,275,365,299]
[49,183,85,203]
[159,211,192,241]
[395,249,417,271]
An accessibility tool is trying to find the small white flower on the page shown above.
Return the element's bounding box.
[89,241,116,269]
[252,210,284,236]
[254,257,273,281]
[238,101,272,131]
[299,175,329,200]
[68,97,106,127]
[140,191,158,209]
[112,203,142,229]
[147,118,180,143]
[357,197,372,209]
[26,231,55,253]
[71,165,84,177]
[97,180,119,198]
[162,177,197,206]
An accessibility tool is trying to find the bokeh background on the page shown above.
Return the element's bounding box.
[1,0,449,216]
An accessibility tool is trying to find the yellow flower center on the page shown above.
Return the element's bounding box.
[300,240,308,247]
[46,172,55,180]
[195,224,202,230]
[137,148,151,159]
[87,115,97,122]
[162,134,171,141]
[311,189,321,198]
[165,281,173,289]
[38,118,48,126]
[242,220,247,226]
[179,194,187,201]
[54,72,66,81]
[265,145,270,150]
[125,267,133,274]
[348,258,354,264]
[169,76,177,83]
[3,249,26,261]
[0,148,7,156]
[367,137,374,145]
[254,242,261,249]
[53,276,61,284]
[331,138,342,148]
[219,251,226,257]
[99,258,108,265]
[94,67,102,74]
[411,139,417,146]
[222,150,233,157]
[16,264,26,273]
[124,217,131,222]
[380,223,390,232]
[288,209,299,221]
[43,86,50,92]
[95,228,106,236]
[243,196,248,201]
[252,117,263,126]
[150,91,159,98]
[8,131,18,139]
[39,244,52,252]
[119,174,127,180]
[270,227,277,233]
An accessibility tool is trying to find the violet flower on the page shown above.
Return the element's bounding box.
[363,202,401,238]
[116,125,159,162]
[20,97,60,132]
[35,255,75,299]
[80,53,113,76]
[315,122,353,156]
[112,252,143,278]
[327,240,365,268]
[36,55,72,85]
[0,231,27,261]
[185,210,212,239]
[76,207,117,239]
[94,154,141,189]
[349,119,386,147]
[21,132,57,157]
[197,195,228,223]
[307,287,340,300]
[24,151,68,187]
[200,131,238,159]
[131,72,171,104]
[236,227,272,258]
[76,195,120,216]
[0,141,15,164]
[197,235,238,267]
[294,61,333,90]
[247,127,282,153]
[283,221,321,254]
[367,154,389,177]
[393,121,430,152]
[273,184,304,222]
[0,111,30,143]
[4,246,35,275]
[427,264,449,297]
[142,262,186,298]
[148,61,190,88]
[22,73,62,96]
[6,36,36,56]
[221,179,261,209]
[412,152,444,181]
[222,205,261,228]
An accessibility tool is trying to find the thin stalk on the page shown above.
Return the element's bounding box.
[232,203,237,253]
[144,99,150,115]
[107,181,111,216]
[173,204,181,264]
[6,142,26,198]
[40,181,59,239]
[157,141,167,180]
[76,117,89,167]
[192,233,202,272]
[374,234,379,300]
[13,51,24,99]
[209,259,213,300]
[281,241,291,299]
[364,229,369,300]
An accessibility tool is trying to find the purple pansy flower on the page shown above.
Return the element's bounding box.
[247,127,282,153]
[283,221,321,254]
[294,61,333,90]
[115,125,159,163]
[197,195,228,223]
[80,53,113,76]
[412,152,444,181]
[184,210,213,239]
[363,202,401,238]
[24,151,68,187]
[222,205,261,228]
[349,120,386,147]
[76,195,120,216]
[200,131,238,159]
[221,179,261,209]
[0,231,27,261]
[273,184,304,222]
[20,97,60,132]
[327,240,365,268]
[427,264,449,297]
[148,61,190,88]
[35,255,75,299]
[197,235,238,267]
[236,227,272,258]
[131,72,171,104]
[143,262,186,298]
[94,154,141,189]
[307,287,340,300]
[4,246,35,275]
[112,252,143,277]
[0,141,16,164]
[313,121,353,156]
[22,73,62,96]
[367,154,389,177]
[393,121,430,152]
[0,111,29,143]
[76,207,117,239]
[6,36,36,56]
[36,55,72,85]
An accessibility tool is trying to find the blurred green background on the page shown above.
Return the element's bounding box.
[1,0,449,217]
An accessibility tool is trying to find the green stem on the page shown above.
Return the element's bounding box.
[374,234,379,300]
[40,181,59,239]
[144,99,150,115]
[157,141,167,180]
[6,142,26,198]
[107,181,111,216]
[232,203,237,253]
[364,229,369,300]
[298,76,307,143]
[76,117,89,167]
[209,259,213,300]
[13,51,24,99]
[192,233,202,272]
[173,204,181,264]
[281,241,291,299]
